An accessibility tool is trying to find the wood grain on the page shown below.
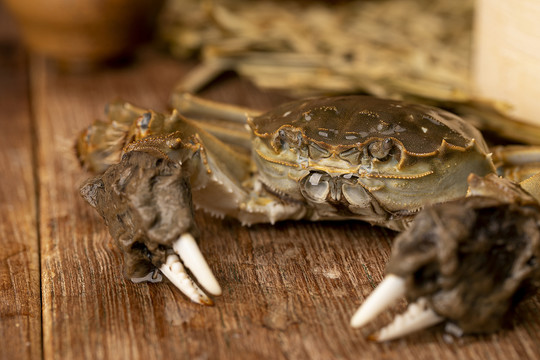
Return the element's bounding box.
[0,5,41,360]
[1,3,540,359]
[31,52,540,359]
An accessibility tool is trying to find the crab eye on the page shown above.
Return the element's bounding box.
[138,112,152,130]
[367,138,396,161]
[273,127,304,151]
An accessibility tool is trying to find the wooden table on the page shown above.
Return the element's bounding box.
[1,5,540,360]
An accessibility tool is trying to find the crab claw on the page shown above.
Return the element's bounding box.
[351,174,540,341]
[159,233,222,304]
[81,150,223,305]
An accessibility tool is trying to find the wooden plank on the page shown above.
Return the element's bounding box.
[30,50,189,359]
[31,47,540,359]
[0,4,42,360]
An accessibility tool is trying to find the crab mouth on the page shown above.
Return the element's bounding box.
[303,169,434,201]
[302,171,372,205]
[300,171,392,221]
[301,169,435,218]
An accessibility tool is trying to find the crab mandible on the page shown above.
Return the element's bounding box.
[77,94,540,340]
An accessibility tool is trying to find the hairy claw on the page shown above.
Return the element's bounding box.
[351,175,540,341]
[80,150,224,304]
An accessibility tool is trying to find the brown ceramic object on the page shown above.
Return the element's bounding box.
[2,0,164,69]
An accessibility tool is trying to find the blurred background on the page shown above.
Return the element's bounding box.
[2,0,540,143]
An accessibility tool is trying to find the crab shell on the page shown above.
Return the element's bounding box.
[248,96,496,230]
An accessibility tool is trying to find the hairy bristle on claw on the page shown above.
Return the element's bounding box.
[369,298,443,342]
[350,274,406,328]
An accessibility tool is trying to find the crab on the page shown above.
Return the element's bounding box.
[77,93,540,341]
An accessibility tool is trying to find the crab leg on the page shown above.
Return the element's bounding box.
[519,172,540,202]
[492,145,540,182]
[173,58,235,94]
[170,92,260,150]
[171,92,261,123]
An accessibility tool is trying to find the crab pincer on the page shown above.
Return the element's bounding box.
[351,174,540,341]
[80,150,222,305]
[159,233,222,304]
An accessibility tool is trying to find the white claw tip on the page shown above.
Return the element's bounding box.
[369,297,443,342]
[351,274,406,328]
[173,233,222,296]
[159,232,222,305]
[159,255,213,305]
[160,254,213,306]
